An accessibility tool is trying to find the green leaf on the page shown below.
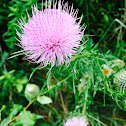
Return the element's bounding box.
[8,13,15,17]
[19,111,36,126]
[8,6,18,13]
[16,83,23,93]
[36,115,44,120]
[4,36,16,43]
[115,18,126,29]
[0,118,10,126]
[7,53,24,60]
[37,96,52,105]
[123,99,126,111]
[0,105,6,111]
[29,64,43,80]
[0,76,5,80]
[104,14,109,22]
[9,104,23,119]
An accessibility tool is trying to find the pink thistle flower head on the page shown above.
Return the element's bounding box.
[64,116,89,126]
[16,0,85,68]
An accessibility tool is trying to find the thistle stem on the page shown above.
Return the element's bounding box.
[82,70,90,115]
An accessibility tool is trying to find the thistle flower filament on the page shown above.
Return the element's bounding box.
[64,116,88,126]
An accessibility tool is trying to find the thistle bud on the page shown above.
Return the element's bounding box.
[113,70,126,93]
[25,84,40,101]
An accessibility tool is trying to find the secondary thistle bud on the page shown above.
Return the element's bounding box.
[113,70,126,93]
[25,84,40,101]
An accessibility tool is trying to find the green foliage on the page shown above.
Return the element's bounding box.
[2,0,42,51]
[0,70,28,92]
[37,96,52,104]
[0,0,126,126]
[0,104,23,126]
[19,111,36,126]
